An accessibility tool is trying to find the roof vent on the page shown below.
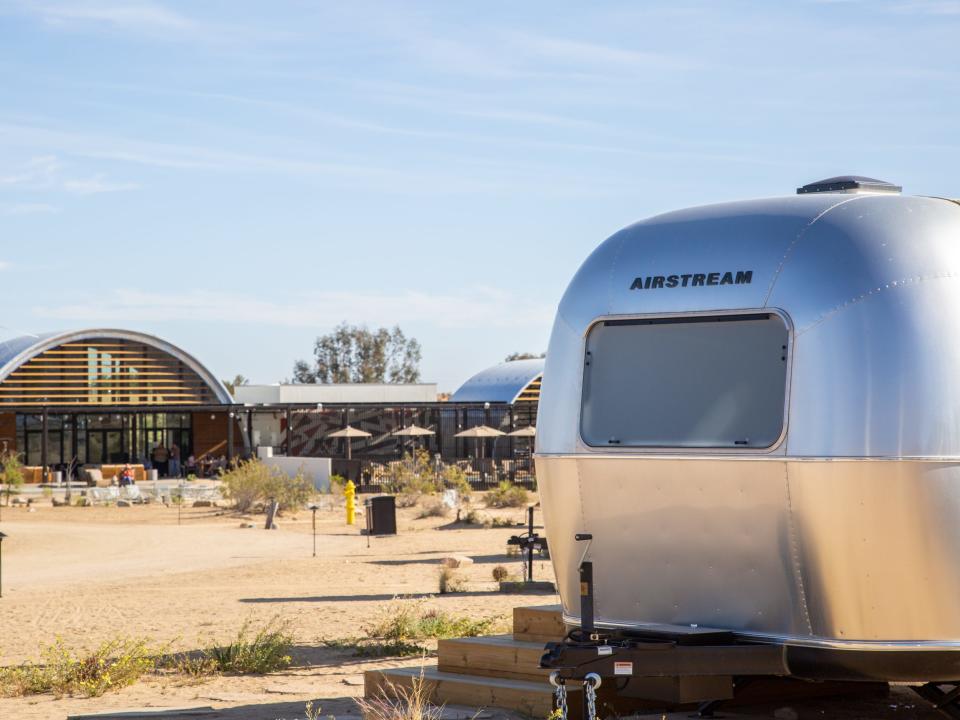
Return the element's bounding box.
[797,175,901,195]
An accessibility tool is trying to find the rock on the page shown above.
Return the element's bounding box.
[11,497,26,506]
[441,555,474,568]
[28,507,37,513]
[52,498,67,507]
[117,500,132,507]
[239,522,256,529]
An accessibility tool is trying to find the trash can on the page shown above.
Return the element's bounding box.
[366,495,397,536]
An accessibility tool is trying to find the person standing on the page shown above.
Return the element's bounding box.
[169,442,181,478]
[152,442,169,477]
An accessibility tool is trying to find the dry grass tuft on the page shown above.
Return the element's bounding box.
[356,666,445,720]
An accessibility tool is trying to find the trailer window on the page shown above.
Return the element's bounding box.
[581,314,788,449]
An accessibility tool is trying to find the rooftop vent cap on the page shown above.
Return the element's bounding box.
[797,176,902,195]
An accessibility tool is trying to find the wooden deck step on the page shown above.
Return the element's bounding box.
[512,604,566,642]
[364,666,565,718]
[438,635,550,682]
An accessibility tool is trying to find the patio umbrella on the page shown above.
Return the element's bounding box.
[454,425,505,460]
[327,425,372,460]
[392,424,435,455]
[507,426,536,437]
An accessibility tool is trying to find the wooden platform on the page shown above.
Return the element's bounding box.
[364,605,566,716]
[363,604,890,717]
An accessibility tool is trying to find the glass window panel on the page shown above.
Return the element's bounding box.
[581,314,789,449]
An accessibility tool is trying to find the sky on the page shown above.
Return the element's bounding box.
[1,0,959,391]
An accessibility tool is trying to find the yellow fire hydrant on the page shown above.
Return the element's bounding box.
[345,480,356,525]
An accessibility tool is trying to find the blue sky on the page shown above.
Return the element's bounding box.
[1,0,959,391]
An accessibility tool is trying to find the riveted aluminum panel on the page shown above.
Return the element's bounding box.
[537,190,960,668]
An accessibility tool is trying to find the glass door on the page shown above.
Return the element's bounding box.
[87,431,104,464]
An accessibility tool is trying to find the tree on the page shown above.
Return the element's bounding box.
[293,323,422,384]
[504,352,545,362]
[222,375,249,396]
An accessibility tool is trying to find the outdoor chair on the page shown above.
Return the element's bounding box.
[120,485,143,503]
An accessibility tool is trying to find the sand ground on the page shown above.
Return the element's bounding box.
[0,497,554,720]
[0,497,946,720]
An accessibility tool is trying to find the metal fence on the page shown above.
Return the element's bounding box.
[242,402,538,491]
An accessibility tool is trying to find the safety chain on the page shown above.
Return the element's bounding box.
[584,672,602,720]
[549,672,568,720]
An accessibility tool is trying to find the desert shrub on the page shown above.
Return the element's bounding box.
[415,608,496,638]
[489,516,516,528]
[438,566,466,594]
[220,459,314,513]
[0,450,25,507]
[417,500,449,519]
[325,599,501,657]
[492,565,510,582]
[441,464,472,500]
[0,637,155,698]
[205,618,293,674]
[329,474,347,495]
[460,508,485,526]
[367,600,498,642]
[484,481,528,509]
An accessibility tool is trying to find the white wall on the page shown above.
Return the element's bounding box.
[235,383,438,404]
[259,452,331,493]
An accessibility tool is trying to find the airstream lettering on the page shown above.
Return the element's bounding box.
[629,270,752,290]
[536,177,960,692]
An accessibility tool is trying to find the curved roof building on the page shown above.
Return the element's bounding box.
[0,328,231,407]
[450,358,544,404]
[0,329,234,472]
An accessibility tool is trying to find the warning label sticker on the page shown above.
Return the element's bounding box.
[613,661,633,676]
[597,646,612,656]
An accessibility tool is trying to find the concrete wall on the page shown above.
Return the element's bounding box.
[236,383,438,404]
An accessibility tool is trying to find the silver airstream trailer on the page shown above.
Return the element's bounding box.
[535,177,960,694]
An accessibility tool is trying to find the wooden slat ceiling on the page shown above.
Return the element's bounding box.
[0,338,219,406]
[515,375,542,403]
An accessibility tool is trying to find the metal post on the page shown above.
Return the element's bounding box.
[226,411,234,464]
[131,412,137,462]
[41,406,48,484]
[285,408,293,456]
[0,531,6,598]
[311,505,317,557]
[247,410,253,457]
[527,506,535,582]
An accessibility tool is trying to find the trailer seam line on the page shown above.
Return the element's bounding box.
[795,272,960,337]
[761,196,863,307]
[783,461,814,635]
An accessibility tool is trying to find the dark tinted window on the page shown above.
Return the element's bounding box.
[581,314,789,448]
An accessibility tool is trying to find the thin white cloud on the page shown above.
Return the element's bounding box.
[510,32,699,73]
[0,153,138,196]
[0,155,61,188]
[0,202,59,215]
[28,1,195,33]
[889,0,960,13]
[31,287,555,331]
[63,174,139,195]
